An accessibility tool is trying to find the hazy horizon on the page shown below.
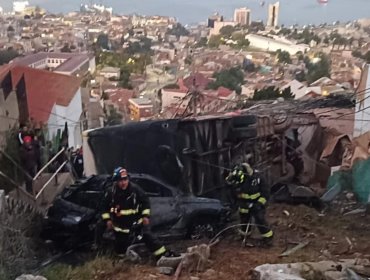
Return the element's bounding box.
[1,0,370,26]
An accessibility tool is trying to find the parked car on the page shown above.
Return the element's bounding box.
[41,174,230,247]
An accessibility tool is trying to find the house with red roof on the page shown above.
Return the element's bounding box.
[104,88,134,122]
[183,72,212,91]
[201,87,236,113]
[0,65,29,146]
[0,65,83,147]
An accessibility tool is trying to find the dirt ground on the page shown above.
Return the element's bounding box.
[80,203,370,280]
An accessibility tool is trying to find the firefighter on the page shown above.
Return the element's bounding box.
[101,167,171,259]
[226,163,273,247]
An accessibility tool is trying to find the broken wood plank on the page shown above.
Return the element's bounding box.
[280,241,310,257]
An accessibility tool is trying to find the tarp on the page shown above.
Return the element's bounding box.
[352,158,370,203]
[327,158,370,203]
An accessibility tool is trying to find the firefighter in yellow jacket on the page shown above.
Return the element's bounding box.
[226,163,273,246]
[102,167,169,258]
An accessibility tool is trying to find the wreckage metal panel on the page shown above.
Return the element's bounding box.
[86,115,284,196]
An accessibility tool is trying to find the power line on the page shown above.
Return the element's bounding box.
[0,114,79,129]
[34,107,80,125]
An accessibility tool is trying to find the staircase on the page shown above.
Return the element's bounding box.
[8,172,74,214]
[6,151,74,215]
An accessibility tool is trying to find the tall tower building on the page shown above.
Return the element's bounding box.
[267,1,280,28]
[234,7,251,26]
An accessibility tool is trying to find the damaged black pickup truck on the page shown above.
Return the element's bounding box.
[41,173,230,247]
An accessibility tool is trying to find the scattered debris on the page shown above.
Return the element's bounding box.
[346,192,356,201]
[271,183,323,210]
[253,259,370,280]
[156,255,183,268]
[157,266,174,275]
[280,241,310,257]
[343,208,367,216]
[321,183,342,202]
[345,237,354,252]
[173,241,218,280]
[283,210,290,216]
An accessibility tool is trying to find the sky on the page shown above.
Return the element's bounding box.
[1,0,370,26]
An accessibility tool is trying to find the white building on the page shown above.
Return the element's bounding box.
[354,64,370,137]
[11,52,96,76]
[267,1,280,28]
[13,1,29,13]
[246,34,309,55]
[0,6,3,15]
[100,66,120,79]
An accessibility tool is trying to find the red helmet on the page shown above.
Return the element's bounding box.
[23,136,32,144]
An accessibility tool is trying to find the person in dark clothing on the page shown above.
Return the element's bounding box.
[226,163,273,246]
[72,147,84,178]
[33,135,41,171]
[101,167,172,258]
[18,125,30,146]
[20,136,37,194]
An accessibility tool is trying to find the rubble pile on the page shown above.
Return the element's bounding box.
[252,259,370,280]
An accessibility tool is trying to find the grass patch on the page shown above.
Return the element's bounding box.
[40,257,129,280]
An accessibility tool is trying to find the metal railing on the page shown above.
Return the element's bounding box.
[35,161,67,201]
[33,147,66,181]
[1,146,71,210]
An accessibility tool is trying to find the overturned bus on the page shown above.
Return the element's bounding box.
[82,114,299,201]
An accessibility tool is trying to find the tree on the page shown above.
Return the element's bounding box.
[60,44,71,53]
[279,28,291,36]
[96,33,109,50]
[253,86,294,100]
[305,53,331,84]
[163,83,180,89]
[249,21,265,32]
[126,37,152,55]
[281,87,295,99]
[195,37,207,48]
[106,107,123,126]
[208,67,244,91]
[208,35,222,48]
[296,51,304,61]
[352,50,363,59]
[184,56,192,65]
[363,51,370,63]
[118,68,133,89]
[295,70,306,82]
[7,25,15,42]
[0,49,19,65]
[230,33,250,50]
[166,23,189,38]
[219,25,236,38]
[276,49,292,64]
